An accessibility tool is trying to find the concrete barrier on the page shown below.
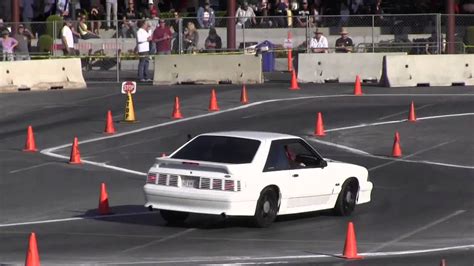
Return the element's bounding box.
[153,54,263,85]
[382,54,474,87]
[0,58,86,92]
[297,52,406,83]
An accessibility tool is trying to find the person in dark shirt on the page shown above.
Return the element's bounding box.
[204,26,222,52]
[335,27,353,53]
[295,0,314,27]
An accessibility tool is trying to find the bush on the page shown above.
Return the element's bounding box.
[38,34,53,54]
[464,26,474,54]
[46,15,64,39]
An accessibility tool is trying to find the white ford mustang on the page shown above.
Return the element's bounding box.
[144,131,373,227]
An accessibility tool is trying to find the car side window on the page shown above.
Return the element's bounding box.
[285,140,322,169]
[263,141,291,172]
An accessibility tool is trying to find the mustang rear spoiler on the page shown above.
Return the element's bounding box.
[154,157,233,174]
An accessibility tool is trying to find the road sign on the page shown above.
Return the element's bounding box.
[283,38,293,49]
[121,81,137,94]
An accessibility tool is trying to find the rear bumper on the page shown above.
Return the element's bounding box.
[144,184,256,216]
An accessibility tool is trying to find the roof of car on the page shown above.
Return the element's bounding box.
[200,131,298,141]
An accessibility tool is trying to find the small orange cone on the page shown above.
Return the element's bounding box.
[98,182,110,215]
[342,222,363,259]
[289,70,300,90]
[25,232,40,266]
[408,101,417,122]
[240,84,249,104]
[354,75,363,96]
[392,132,402,157]
[171,96,183,119]
[69,137,82,164]
[314,112,326,137]
[104,110,116,134]
[439,259,447,266]
[23,125,38,152]
[209,89,220,111]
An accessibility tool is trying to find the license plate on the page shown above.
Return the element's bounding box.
[182,179,195,188]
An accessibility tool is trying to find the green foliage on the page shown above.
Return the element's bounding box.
[464,26,474,54]
[38,34,53,54]
[46,15,64,39]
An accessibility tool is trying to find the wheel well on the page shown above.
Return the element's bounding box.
[344,177,360,192]
[261,185,281,207]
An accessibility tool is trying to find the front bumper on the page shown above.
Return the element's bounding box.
[357,180,373,204]
[144,184,256,216]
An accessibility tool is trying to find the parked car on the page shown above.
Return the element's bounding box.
[144,131,373,227]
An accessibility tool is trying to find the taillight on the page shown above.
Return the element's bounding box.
[224,180,235,191]
[147,173,157,184]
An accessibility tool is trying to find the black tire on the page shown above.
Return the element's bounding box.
[334,180,359,216]
[253,188,278,228]
[160,210,189,224]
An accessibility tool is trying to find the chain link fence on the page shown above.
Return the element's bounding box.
[0,14,473,82]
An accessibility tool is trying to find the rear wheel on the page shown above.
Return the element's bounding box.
[160,210,189,224]
[334,180,358,216]
[253,188,278,228]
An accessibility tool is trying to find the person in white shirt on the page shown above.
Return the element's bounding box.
[61,19,75,55]
[236,2,256,28]
[136,20,152,81]
[310,28,328,53]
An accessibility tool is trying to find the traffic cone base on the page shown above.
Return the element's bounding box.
[98,183,111,215]
[172,96,183,119]
[343,222,363,259]
[25,232,40,266]
[408,101,417,122]
[314,112,326,137]
[69,137,82,164]
[240,84,249,104]
[23,125,38,152]
[289,70,300,90]
[123,92,137,122]
[209,89,220,111]
[354,75,363,96]
[104,110,116,134]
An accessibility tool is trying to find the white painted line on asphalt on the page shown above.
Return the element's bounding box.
[368,210,466,252]
[120,228,196,253]
[9,162,55,174]
[0,211,154,228]
[377,103,435,120]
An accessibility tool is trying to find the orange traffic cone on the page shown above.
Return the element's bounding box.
[289,70,300,90]
[98,182,110,215]
[171,96,183,119]
[25,232,40,266]
[287,31,293,72]
[342,222,363,259]
[354,75,363,96]
[240,84,249,104]
[314,112,326,137]
[23,125,38,152]
[408,101,417,122]
[69,137,82,164]
[209,89,220,111]
[392,132,402,157]
[104,110,116,134]
[439,259,447,266]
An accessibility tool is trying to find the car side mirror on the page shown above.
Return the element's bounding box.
[318,159,327,168]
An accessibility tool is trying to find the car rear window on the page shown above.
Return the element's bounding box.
[172,136,260,164]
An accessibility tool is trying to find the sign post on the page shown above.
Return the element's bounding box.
[121,81,137,122]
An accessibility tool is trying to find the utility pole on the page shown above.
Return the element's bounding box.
[12,0,20,29]
[227,0,236,50]
[446,0,456,54]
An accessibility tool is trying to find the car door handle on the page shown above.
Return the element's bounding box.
[292,174,299,177]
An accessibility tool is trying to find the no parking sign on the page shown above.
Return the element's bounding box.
[121,81,136,94]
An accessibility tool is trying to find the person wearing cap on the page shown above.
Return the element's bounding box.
[197,1,215,29]
[152,19,172,55]
[1,29,18,61]
[335,27,353,53]
[310,29,328,53]
[14,24,34,60]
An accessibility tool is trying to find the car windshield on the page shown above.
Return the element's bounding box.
[172,135,261,164]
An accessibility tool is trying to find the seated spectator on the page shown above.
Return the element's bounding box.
[272,0,288,27]
[183,22,198,53]
[295,1,314,28]
[143,0,159,19]
[122,1,138,38]
[236,2,257,28]
[309,28,328,53]
[335,27,353,53]
[197,1,216,29]
[1,29,18,61]
[14,24,34,60]
[89,0,103,34]
[152,19,172,55]
[78,14,100,39]
[204,27,222,52]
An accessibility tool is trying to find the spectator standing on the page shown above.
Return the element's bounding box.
[44,0,56,18]
[143,0,159,19]
[61,20,75,55]
[1,29,18,61]
[106,0,118,29]
[56,0,70,17]
[197,1,215,29]
[295,1,314,27]
[136,20,152,81]
[21,0,34,29]
[152,19,172,54]
[272,0,288,27]
[204,26,222,52]
[170,10,182,53]
[122,1,138,38]
[309,28,328,53]
[14,24,33,60]
[335,27,353,53]
[79,14,100,39]
[183,21,198,53]
[236,2,257,28]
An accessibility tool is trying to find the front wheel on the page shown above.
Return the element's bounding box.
[334,180,358,216]
[160,210,189,224]
[253,188,278,228]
